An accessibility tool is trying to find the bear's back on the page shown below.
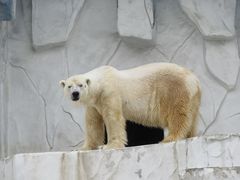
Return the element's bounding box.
[118,63,185,79]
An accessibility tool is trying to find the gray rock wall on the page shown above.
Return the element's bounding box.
[1,0,240,158]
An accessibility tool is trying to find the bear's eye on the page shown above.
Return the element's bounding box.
[68,85,72,89]
[79,84,83,87]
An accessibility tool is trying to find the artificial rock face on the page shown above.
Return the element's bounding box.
[0,0,240,159]
[179,0,236,40]
[32,0,85,50]
[117,0,155,42]
[179,0,240,89]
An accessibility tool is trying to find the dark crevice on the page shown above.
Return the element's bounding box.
[104,121,164,147]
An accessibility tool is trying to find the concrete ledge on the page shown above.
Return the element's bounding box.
[1,134,240,180]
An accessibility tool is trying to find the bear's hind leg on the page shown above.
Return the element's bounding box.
[186,121,197,138]
[162,108,191,143]
[186,104,199,138]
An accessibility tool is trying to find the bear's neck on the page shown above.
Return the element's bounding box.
[83,82,103,107]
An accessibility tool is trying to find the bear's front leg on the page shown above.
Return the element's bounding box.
[102,97,127,150]
[80,107,105,151]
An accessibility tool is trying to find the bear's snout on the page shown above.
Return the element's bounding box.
[72,91,80,101]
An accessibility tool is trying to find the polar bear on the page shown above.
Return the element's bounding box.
[59,63,201,150]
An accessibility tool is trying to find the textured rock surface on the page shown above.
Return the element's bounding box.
[118,0,154,41]
[207,76,240,134]
[154,0,196,61]
[0,22,8,159]
[1,134,240,180]
[32,0,85,49]
[204,40,240,89]
[179,0,236,40]
[1,0,240,163]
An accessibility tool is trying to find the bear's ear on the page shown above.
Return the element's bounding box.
[86,79,90,85]
[59,80,66,88]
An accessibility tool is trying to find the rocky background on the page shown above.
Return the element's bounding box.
[0,0,240,158]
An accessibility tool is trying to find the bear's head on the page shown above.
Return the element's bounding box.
[59,75,90,104]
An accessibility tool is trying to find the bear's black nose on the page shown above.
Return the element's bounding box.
[72,91,79,100]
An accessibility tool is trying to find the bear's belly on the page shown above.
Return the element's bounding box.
[122,99,167,128]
